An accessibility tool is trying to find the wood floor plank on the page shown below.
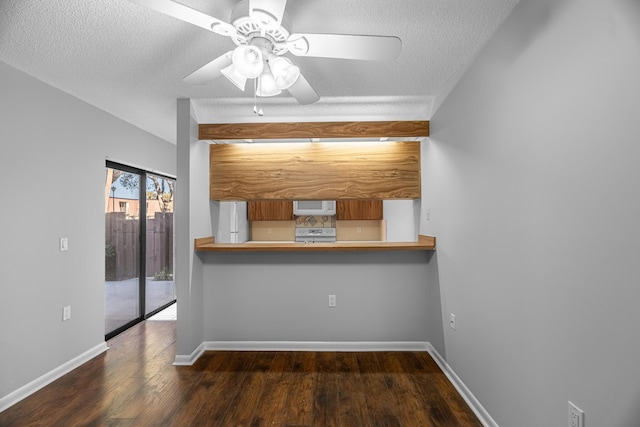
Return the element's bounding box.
[0,322,484,427]
[281,351,317,426]
[189,352,258,426]
[313,351,340,427]
[358,351,405,425]
[401,352,483,427]
[336,352,372,427]
[220,352,275,426]
[377,352,436,427]
[248,351,292,427]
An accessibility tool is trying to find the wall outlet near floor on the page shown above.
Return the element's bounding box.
[328,294,336,307]
[450,313,456,330]
[62,305,71,321]
[568,401,584,427]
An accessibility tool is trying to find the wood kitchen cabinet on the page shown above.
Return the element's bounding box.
[336,200,383,220]
[248,200,294,221]
[210,142,421,200]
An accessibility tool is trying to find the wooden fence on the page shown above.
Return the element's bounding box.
[105,212,174,281]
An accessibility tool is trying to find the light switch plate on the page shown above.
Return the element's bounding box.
[568,401,584,427]
[60,237,69,251]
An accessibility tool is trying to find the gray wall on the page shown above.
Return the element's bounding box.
[423,0,640,426]
[0,61,175,401]
[175,100,208,356]
[200,251,432,343]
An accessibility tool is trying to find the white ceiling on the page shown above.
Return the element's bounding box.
[0,0,519,144]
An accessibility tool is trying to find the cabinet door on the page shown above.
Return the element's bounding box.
[336,200,383,220]
[248,200,294,221]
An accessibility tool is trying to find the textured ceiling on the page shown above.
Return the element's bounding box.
[0,0,519,143]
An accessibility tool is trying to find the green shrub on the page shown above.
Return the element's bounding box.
[153,266,173,281]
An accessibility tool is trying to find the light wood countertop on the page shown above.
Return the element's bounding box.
[194,235,435,252]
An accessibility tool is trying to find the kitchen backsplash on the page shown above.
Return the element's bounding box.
[295,215,336,228]
[251,219,385,241]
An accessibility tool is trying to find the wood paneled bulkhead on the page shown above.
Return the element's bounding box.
[200,120,429,140]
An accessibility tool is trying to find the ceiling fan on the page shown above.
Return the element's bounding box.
[131,0,402,105]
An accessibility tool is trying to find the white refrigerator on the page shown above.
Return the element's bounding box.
[216,201,250,243]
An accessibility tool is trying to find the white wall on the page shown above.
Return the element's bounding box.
[0,61,175,403]
[424,0,640,425]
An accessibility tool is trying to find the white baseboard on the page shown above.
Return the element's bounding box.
[0,342,108,413]
[173,342,205,366]
[203,340,430,352]
[174,341,428,364]
[426,343,499,427]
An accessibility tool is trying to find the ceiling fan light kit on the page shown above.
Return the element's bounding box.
[220,63,248,91]
[256,65,281,97]
[269,56,300,90]
[230,45,264,78]
[131,0,402,105]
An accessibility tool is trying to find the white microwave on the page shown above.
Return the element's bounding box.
[293,200,336,216]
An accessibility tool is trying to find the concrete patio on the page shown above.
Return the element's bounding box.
[105,278,175,333]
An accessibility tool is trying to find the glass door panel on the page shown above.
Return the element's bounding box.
[105,166,141,335]
[145,174,175,315]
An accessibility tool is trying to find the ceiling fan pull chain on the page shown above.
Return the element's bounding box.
[253,78,258,114]
[253,79,264,116]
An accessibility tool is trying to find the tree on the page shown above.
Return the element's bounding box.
[105,168,174,213]
[147,176,174,213]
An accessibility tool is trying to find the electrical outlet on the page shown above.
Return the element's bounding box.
[568,401,584,427]
[450,313,456,330]
[328,294,336,307]
[59,237,69,252]
[62,306,71,321]
[357,226,362,233]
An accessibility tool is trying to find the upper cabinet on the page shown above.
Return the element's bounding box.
[336,200,383,220]
[248,200,294,221]
[209,141,421,201]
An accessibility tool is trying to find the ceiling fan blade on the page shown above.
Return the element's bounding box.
[287,73,320,105]
[130,0,236,36]
[249,0,288,26]
[183,51,233,84]
[287,33,402,61]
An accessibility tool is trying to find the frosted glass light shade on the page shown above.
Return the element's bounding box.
[220,64,247,90]
[256,67,281,97]
[232,45,264,79]
[269,56,300,90]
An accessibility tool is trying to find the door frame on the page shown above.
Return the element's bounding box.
[105,160,175,340]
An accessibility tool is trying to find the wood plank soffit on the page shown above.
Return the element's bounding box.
[199,120,429,140]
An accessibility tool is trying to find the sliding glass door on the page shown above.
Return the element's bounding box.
[105,162,175,338]
[145,173,175,315]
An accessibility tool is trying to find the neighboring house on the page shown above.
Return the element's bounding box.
[105,196,173,218]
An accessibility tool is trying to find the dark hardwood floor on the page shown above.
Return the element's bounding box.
[0,321,483,427]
